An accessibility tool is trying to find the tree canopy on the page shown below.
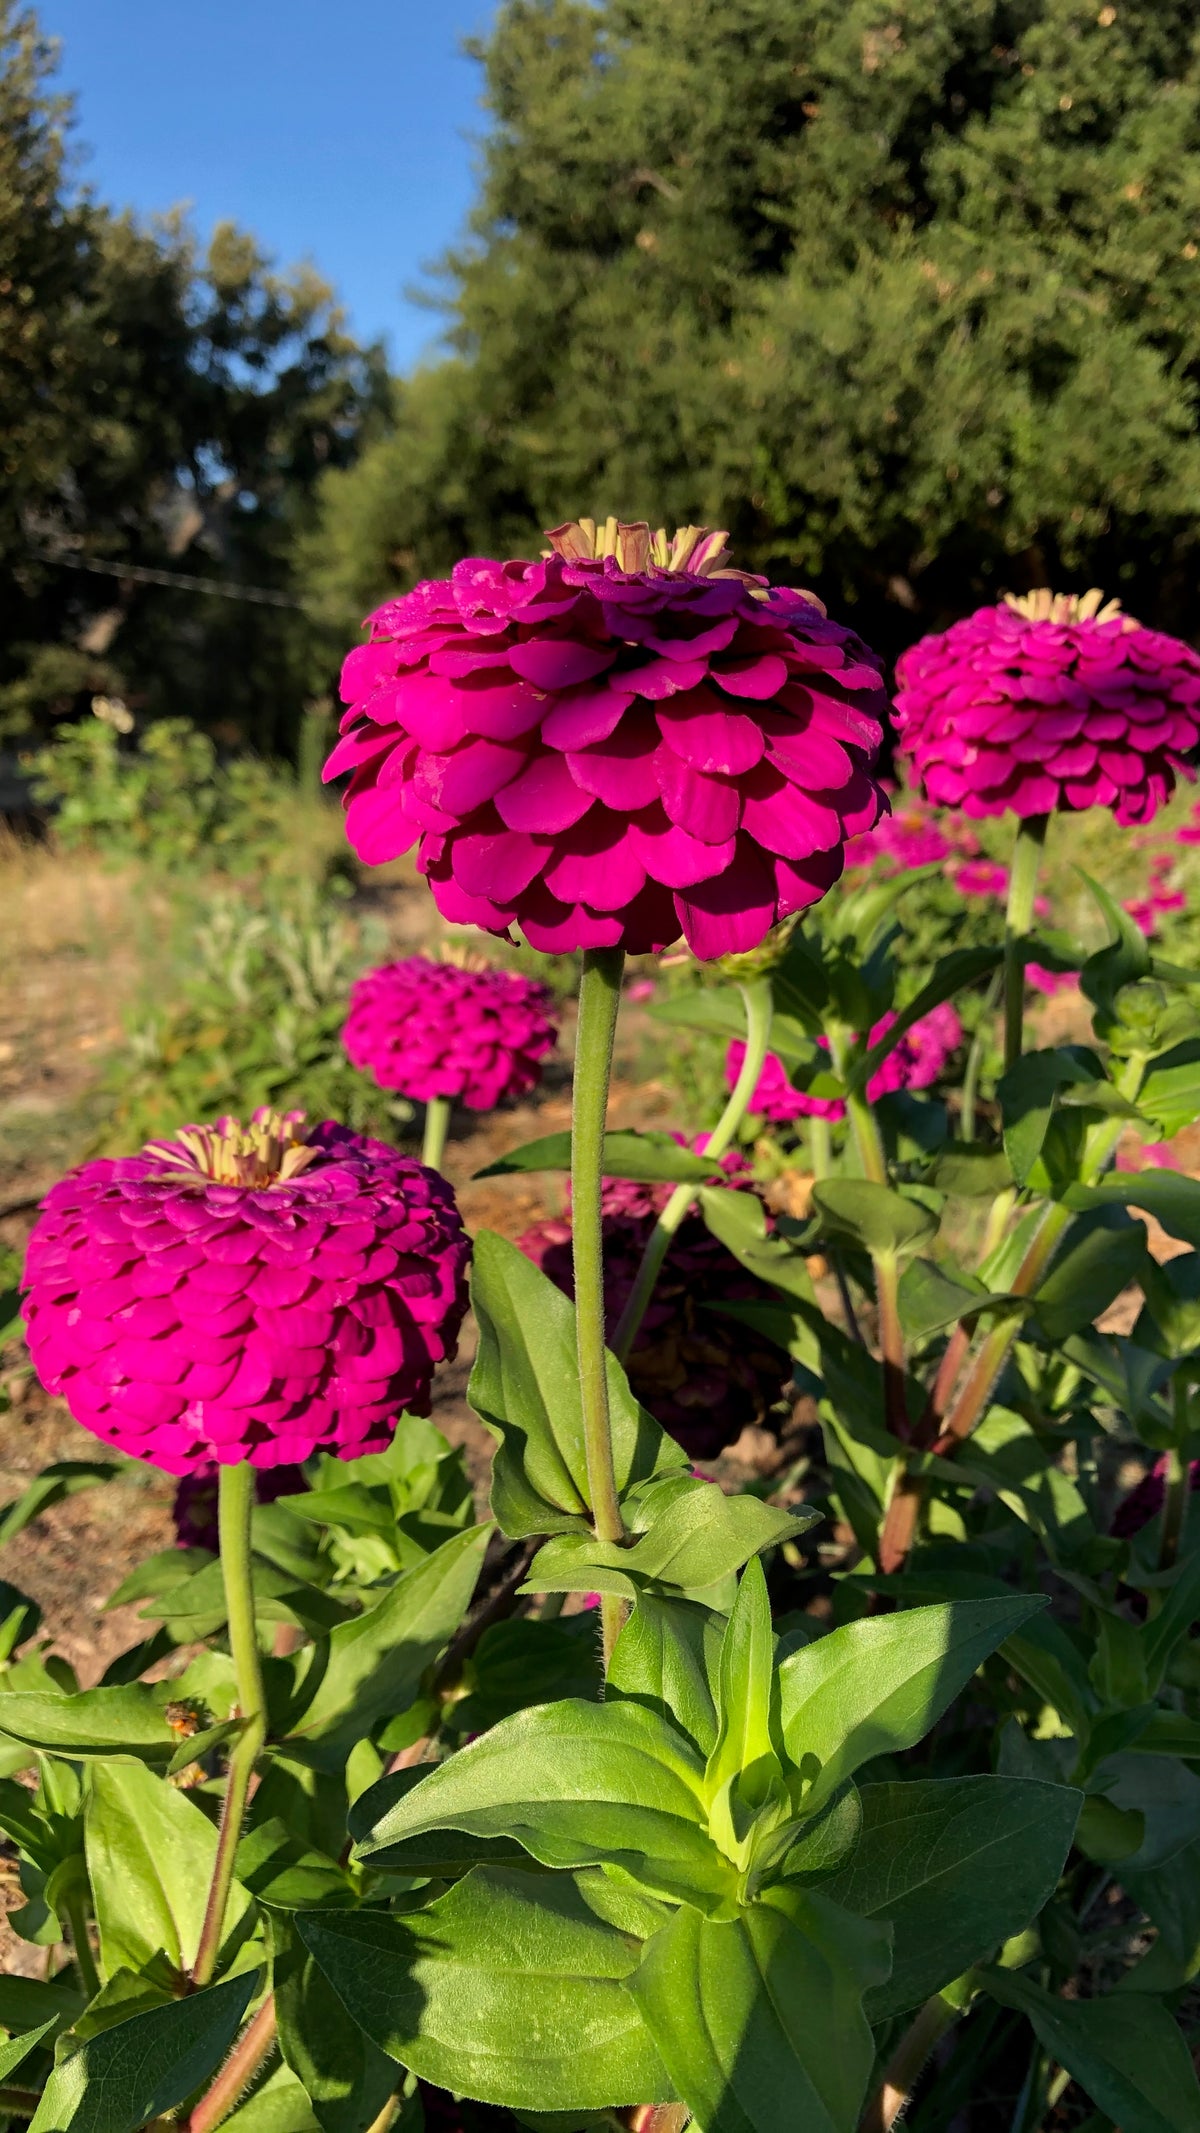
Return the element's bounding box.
[308,0,1200,658]
[0,3,385,747]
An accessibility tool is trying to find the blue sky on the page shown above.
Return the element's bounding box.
[41,0,496,372]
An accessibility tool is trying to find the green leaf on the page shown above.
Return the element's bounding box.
[85,1760,253,1980]
[144,1556,351,1640]
[696,1189,816,1302]
[1031,1212,1150,1344]
[445,1617,601,1737]
[235,1819,354,1911]
[981,1968,1200,2133]
[0,1464,123,1549]
[525,1482,817,1601]
[811,1179,937,1262]
[897,1259,1018,1343]
[850,947,1001,1095]
[27,1971,259,2133]
[997,1049,1098,1188]
[779,1596,1046,1817]
[1068,1168,1200,1250]
[608,1595,723,1758]
[297,1867,672,2111]
[285,1522,489,1761]
[1078,867,1154,1015]
[0,2019,55,2083]
[1138,1041,1200,1139]
[468,1232,686,1538]
[275,1919,396,2133]
[0,1686,180,1764]
[625,1886,889,2133]
[705,1558,781,1807]
[221,2059,320,2133]
[822,1777,1080,2019]
[352,1696,730,1911]
[0,1975,83,2035]
[474,1130,716,1183]
[930,1144,1014,1198]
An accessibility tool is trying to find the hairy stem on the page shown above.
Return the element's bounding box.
[186,1995,278,2133]
[421,1095,452,1173]
[192,1463,268,1988]
[859,1991,960,2133]
[62,1885,99,2001]
[1003,813,1049,1073]
[573,948,627,1664]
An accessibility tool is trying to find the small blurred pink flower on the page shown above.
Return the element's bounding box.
[1026,963,1079,997]
[625,978,657,1001]
[955,858,1009,898]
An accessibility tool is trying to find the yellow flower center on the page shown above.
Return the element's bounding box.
[143,1107,318,1188]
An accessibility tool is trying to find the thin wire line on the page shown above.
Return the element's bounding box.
[27,550,306,609]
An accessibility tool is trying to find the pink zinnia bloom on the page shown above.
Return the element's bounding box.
[727,1001,962,1125]
[343,956,557,1110]
[844,803,952,873]
[955,858,1009,898]
[895,589,1200,825]
[327,519,888,959]
[21,1109,470,1475]
[1026,963,1079,997]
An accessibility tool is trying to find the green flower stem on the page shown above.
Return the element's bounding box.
[1161,1375,1191,1570]
[572,948,628,1663]
[611,979,773,1366]
[192,1462,268,1989]
[0,2091,40,2118]
[1003,813,1049,1073]
[808,1113,833,1180]
[186,1995,278,2133]
[858,1989,961,2133]
[62,1885,99,2000]
[421,1095,452,1173]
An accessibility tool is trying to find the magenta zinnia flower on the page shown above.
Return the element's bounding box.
[328,519,888,959]
[728,1001,963,1125]
[343,955,557,1111]
[894,589,1200,825]
[21,1108,470,1475]
[518,1140,789,1456]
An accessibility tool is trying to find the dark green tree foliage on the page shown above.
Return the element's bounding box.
[309,0,1200,653]
[0,4,386,747]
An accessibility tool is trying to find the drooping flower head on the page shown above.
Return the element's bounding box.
[343,954,557,1111]
[519,1139,790,1456]
[894,588,1200,825]
[727,1001,963,1125]
[21,1107,470,1475]
[328,518,889,959]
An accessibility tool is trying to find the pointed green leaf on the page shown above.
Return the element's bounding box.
[981,1969,1200,2133]
[609,1596,724,1759]
[526,1482,817,1602]
[0,1686,180,1764]
[285,1522,488,1761]
[850,947,1000,1095]
[28,1971,259,2133]
[705,1559,780,1804]
[351,1696,731,1910]
[811,1180,937,1261]
[0,2019,55,2083]
[823,1776,1080,2019]
[85,1760,253,1980]
[779,1597,1046,1816]
[625,1887,889,2133]
[297,1867,672,2111]
[469,1232,685,1537]
[474,1130,716,1183]
[275,1919,396,2133]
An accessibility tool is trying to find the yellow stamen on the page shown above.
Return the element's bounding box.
[143,1107,318,1188]
[1003,586,1138,629]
